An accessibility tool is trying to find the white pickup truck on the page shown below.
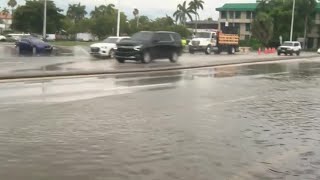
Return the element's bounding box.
[277,41,301,56]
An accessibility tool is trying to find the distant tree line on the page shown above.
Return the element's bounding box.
[8,0,210,39]
[252,0,317,47]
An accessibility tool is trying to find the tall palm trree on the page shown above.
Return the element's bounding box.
[173,1,194,25]
[189,0,204,32]
[7,0,17,15]
[133,8,139,28]
[67,3,87,23]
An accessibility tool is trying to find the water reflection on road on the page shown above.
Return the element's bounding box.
[1,60,320,180]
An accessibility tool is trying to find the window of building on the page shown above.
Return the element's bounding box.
[221,11,226,19]
[235,12,241,19]
[246,11,251,19]
[220,22,226,29]
[245,23,251,31]
[229,11,234,19]
[234,23,240,33]
[252,12,256,19]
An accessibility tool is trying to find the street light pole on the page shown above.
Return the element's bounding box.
[43,0,47,39]
[116,0,121,37]
[290,0,295,41]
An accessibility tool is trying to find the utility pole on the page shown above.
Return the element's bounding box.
[290,0,295,41]
[43,0,47,39]
[116,0,121,37]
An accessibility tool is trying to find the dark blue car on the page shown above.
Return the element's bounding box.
[16,37,53,55]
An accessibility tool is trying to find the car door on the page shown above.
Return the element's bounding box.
[155,33,174,58]
[19,38,32,52]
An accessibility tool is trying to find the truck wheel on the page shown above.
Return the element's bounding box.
[228,47,235,54]
[189,49,195,54]
[205,46,212,55]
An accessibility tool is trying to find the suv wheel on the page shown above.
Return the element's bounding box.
[189,49,195,54]
[170,51,179,63]
[109,49,115,59]
[142,51,151,64]
[116,58,125,63]
[205,46,212,55]
[32,47,37,55]
[296,51,300,56]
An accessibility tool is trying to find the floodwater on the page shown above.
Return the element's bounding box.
[1,60,320,180]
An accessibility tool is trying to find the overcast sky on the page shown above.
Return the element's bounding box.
[1,0,256,20]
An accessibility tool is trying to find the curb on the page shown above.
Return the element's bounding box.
[0,55,318,81]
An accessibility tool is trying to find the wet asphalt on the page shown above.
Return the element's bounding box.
[1,59,320,179]
[0,43,318,79]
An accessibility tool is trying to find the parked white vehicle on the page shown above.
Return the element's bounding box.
[277,41,301,56]
[76,33,94,42]
[90,36,129,58]
[0,35,6,41]
[45,34,56,41]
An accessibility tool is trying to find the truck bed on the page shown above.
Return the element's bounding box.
[218,34,239,45]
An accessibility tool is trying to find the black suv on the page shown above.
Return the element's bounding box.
[115,31,182,63]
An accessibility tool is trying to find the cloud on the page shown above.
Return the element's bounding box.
[1,0,256,19]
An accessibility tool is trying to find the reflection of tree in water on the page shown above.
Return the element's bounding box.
[288,63,320,80]
[213,66,238,78]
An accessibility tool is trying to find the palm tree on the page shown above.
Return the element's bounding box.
[7,0,17,15]
[189,0,204,32]
[67,3,87,23]
[173,1,194,26]
[133,8,139,28]
[90,4,115,19]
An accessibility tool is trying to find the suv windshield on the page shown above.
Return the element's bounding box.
[131,32,154,41]
[195,32,211,38]
[103,38,119,43]
[282,42,294,46]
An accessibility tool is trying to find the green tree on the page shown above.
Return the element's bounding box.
[173,1,194,25]
[7,0,17,15]
[252,12,274,46]
[90,4,126,38]
[297,0,317,48]
[188,0,204,31]
[67,3,87,23]
[256,0,317,46]
[90,4,115,18]
[12,1,64,34]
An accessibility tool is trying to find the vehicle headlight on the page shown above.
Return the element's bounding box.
[133,45,142,51]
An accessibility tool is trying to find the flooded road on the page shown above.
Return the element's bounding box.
[1,60,320,179]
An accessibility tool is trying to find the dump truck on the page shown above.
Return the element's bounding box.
[189,27,239,55]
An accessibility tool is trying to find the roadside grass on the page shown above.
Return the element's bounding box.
[50,41,96,47]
